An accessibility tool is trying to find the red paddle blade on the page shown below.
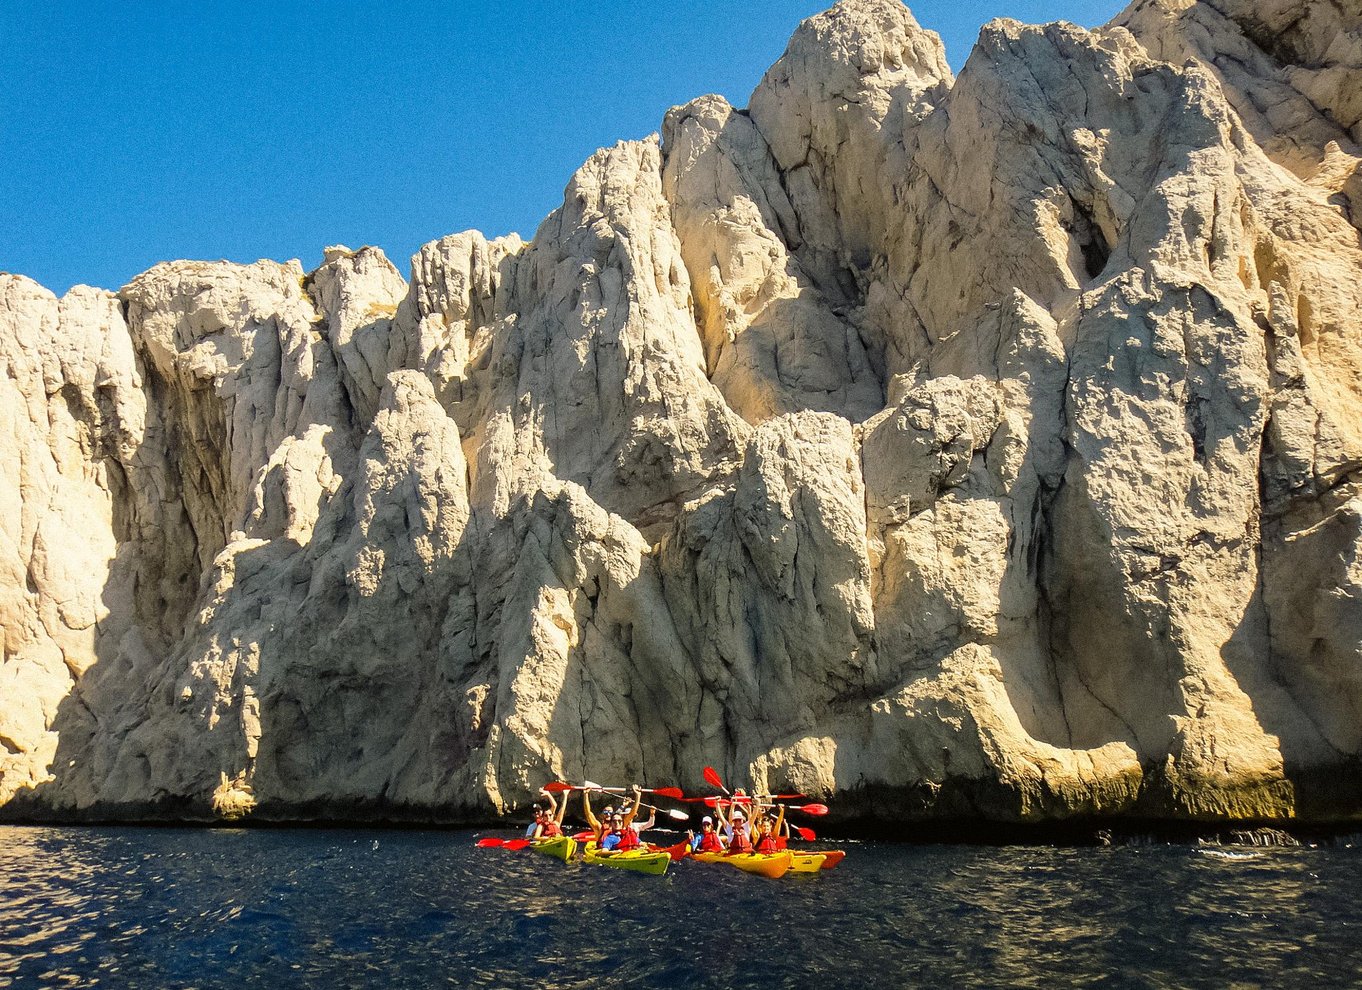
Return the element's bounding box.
[572,831,594,842]
[505,839,532,851]
[797,827,816,841]
[652,786,685,800]
[794,804,829,816]
[475,837,503,847]
[703,766,724,790]
[703,797,720,808]
[542,781,574,793]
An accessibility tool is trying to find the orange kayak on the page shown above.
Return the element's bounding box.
[648,840,691,861]
[813,849,845,869]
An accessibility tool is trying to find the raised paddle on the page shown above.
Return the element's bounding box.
[785,804,829,816]
[543,781,687,801]
[590,783,687,801]
[580,782,690,823]
[646,804,691,822]
[702,766,731,796]
[795,826,817,841]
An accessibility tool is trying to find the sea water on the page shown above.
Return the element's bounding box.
[1,825,1359,988]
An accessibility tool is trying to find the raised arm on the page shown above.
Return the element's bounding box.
[621,785,644,827]
[551,789,569,826]
[583,790,600,831]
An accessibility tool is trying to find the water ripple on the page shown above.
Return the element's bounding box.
[1,828,1361,987]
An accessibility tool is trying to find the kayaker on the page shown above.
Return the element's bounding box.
[714,798,746,842]
[632,807,656,834]
[611,812,642,851]
[524,802,552,839]
[602,787,644,851]
[533,788,567,839]
[582,792,614,846]
[585,786,642,849]
[753,806,786,854]
[688,815,725,852]
[720,805,754,854]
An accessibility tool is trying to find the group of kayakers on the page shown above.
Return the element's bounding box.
[527,784,791,856]
[700,787,787,854]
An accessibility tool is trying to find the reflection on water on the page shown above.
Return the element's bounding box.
[0,827,1359,988]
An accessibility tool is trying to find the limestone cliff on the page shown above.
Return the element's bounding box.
[3,0,1361,827]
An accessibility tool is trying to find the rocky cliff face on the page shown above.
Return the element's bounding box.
[3,0,1361,827]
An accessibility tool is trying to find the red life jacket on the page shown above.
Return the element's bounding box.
[755,833,779,854]
[540,820,562,838]
[615,827,641,851]
[728,828,753,854]
[696,830,723,852]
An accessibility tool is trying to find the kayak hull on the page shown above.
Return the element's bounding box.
[691,851,793,879]
[648,840,691,862]
[530,836,576,862]
[788,853,827,873]
[583,843,671,876]
[813,849,845,869]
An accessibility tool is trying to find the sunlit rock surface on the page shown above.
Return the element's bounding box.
[3,0,1361,827]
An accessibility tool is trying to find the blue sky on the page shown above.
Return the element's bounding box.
[2,1,1127,295]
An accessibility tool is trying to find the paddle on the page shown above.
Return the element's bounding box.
[592,783,687,801]
[475,837,533,850]
[702,766,731,797]
[643,803,690,822]
[795,826,817,841]
[581,781,690,823]
[543,781,686,800]
[785,804,829,816]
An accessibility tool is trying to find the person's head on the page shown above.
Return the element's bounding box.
[533,805,546,820]
[611,812,626,831]
[701,816,713,831]
[732,810,746,825]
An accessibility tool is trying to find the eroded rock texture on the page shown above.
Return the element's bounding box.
[3,0,1361,826]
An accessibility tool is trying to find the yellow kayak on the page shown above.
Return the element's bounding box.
[813,849,846,870]
[582,842,671,876]
[788,853,827,873]
[691,851,793,879]
[530,835,576,862]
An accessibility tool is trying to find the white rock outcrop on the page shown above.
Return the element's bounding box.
[2,0,1361,827]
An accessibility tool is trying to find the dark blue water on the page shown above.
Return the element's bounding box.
[1,826,1359,988]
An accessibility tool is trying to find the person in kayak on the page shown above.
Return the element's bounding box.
[531,788,568,840]
[604,787,645,851]
[631,806,656,835]
[753,805,786,854]
[584,786,641,849]
[524,808,541,839]
[688,815,725,852]
[718,804,754,854]
[583,792,612,846]
[611,810,642,851]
